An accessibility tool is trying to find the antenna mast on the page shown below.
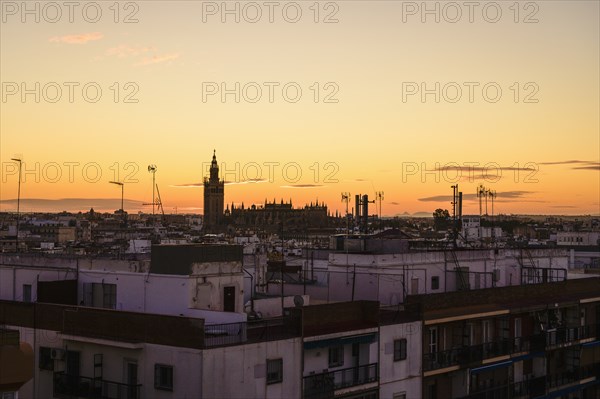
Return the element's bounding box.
[148,165,157,215]
[376,191,384,232]
[341,192,350,235]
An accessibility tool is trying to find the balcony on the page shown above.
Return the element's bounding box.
[458,363,600,399]
[303,363,378,399]
[545,323,599,347]
[423,324,600,372]
[423,335,545,372]
[458,376,546,399]
[547,362,600,390]
[53,372,141,399]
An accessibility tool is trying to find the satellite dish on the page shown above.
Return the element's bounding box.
[293,295,304,307]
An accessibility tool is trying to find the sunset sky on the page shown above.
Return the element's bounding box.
[1,0,599,216]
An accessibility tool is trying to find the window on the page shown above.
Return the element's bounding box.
[154,364,173,391]
[393,339,407,361]
[466,323,474,346]
[23,284,32,303]
[103,283,116,309]
[514,318,522,347]
[393,393,407,399]
[431,276,439,290]
[328,346,344,368]
[83,283,117,309]
[39,347,54,371]
[483,320,491,343]
[94,354,103,380]
[427,383,437,399]
[429,327,438,354]
[266,358,283,384]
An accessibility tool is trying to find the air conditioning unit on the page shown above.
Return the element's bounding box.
[51,348,65,360]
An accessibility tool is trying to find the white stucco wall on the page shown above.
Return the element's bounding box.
[379,321,422,399]
[202,338,302,399]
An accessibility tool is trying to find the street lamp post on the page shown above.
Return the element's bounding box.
[109,181,125,213]
[11,158,22,252]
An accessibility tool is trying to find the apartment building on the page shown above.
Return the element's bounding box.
[405,278,600,399]
[1,242,598,399]
[1,300,424,399]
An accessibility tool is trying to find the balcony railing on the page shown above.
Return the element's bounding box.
[204,321,248,347]
[545,323,599,347]
[204,316,300,348]
[53,372,141,399]
[423,323,600,373]
[458,363,600,399]
[547,362,600,389]
[423,335,545,372]
[303,363,378,399]
[458,376,546,399]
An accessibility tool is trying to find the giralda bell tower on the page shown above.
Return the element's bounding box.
[203,150,224,231]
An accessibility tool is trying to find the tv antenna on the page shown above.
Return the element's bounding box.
[341,192,350,235]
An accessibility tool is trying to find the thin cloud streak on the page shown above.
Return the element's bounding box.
[49,32,103,44]
[0,198,143,204]
[429,165,536,172]
[171,182,202,188]
[106,45,156,58]
[225,178,267,185]
[281,184,324,188]
[135,53,180,66]
[418,191,536,202]
[459,174,502,181]
[539,160,600,170]
[172,178,267,188]
[0,198,144,212]
[539,160,598,165]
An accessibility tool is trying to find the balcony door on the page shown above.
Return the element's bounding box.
[124,360,138,399]
[514,318,522,351]
[411,278,418,295]
[352,343,360,383]
[66,351,80,377]
[429,327,438,365]
[224,286,236,312]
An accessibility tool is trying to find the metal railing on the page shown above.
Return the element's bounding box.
[204,316,300,348]
[423,323,599,372]
[423,338,511,371]
[545,323,599,347]
[459,376,546,399]
[459,363,600,399]
[204,321,247,347]
[303,363,378,399]
[423,335,546,371]
[53,372,141,399]
[547,362,600,389]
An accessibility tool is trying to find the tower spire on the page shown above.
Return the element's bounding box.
[204,150,224,232]
[209,150,219,182]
